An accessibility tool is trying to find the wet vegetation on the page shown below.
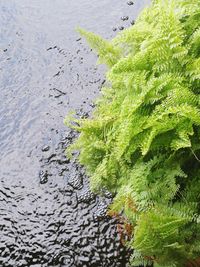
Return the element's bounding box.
[66,0,200,266]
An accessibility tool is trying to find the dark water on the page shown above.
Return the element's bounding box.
[0,1,150,266]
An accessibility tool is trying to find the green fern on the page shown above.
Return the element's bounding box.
[65,0,200,266]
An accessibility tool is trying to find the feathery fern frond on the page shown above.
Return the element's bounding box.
[66,0,200,266]
[77,28,121,67]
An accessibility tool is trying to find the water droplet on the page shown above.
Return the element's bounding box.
[118,26,124,31]
[127,1,134,5]
[39,170,49,184]
[121,16,129,21]
[130,20,135,25]
[42,145,50,152]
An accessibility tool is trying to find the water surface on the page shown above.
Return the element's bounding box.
[0,1,150,266]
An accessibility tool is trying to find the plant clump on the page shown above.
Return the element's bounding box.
[65,0,200,266]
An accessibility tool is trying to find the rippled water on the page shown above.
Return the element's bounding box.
[0,1,150,266]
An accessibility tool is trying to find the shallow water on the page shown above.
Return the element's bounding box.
[0,1,150,266]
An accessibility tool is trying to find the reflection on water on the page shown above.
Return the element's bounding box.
[0,0,150,266]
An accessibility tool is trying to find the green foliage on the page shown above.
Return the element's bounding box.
[65,0,200,266]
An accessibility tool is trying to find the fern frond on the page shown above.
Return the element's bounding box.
[67,0,200,266]
[77,28,121,67]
